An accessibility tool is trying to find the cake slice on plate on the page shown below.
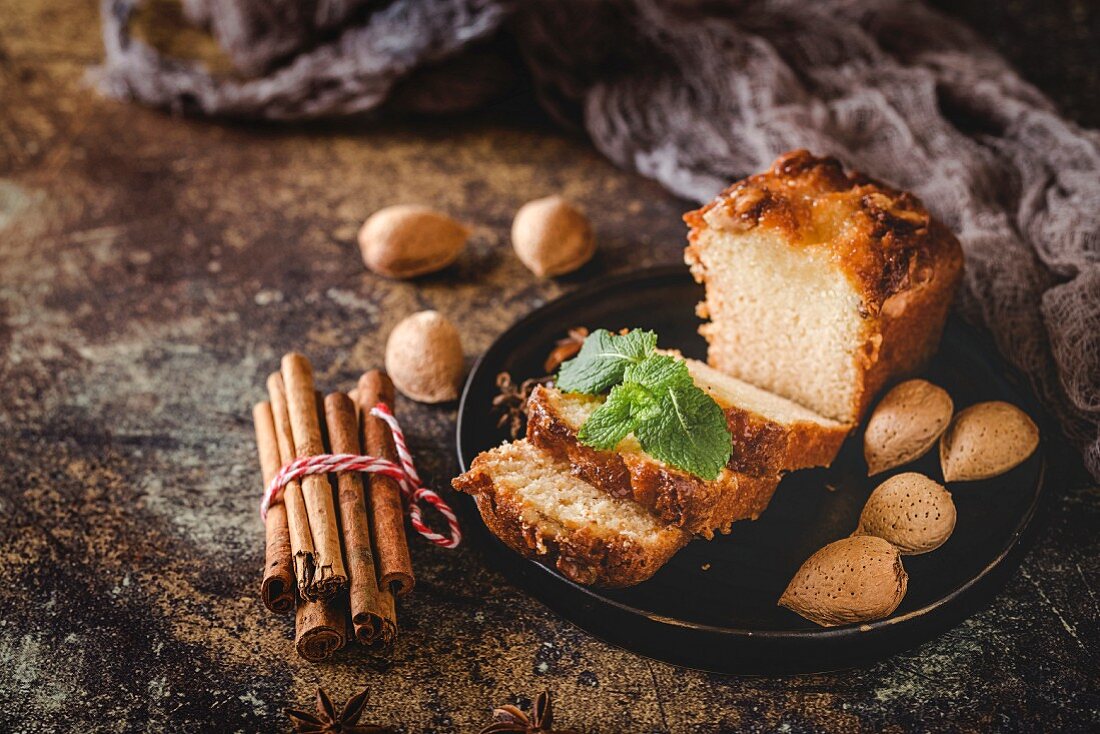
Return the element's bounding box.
[526,362,848,538]
[452,440,689,587]
[527,383,778,537]
[685,150,964,424]
[681,356,849,474]
[522,324,849,537]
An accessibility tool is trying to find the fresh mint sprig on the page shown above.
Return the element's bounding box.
[556,329,732,480]
[556,328,657,394]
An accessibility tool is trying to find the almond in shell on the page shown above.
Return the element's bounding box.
[940,401,1039,481]
[511,196,595,277]
[779,536,907,627]
[856,472,956,554]
[864,379,953,476]
[359,205,469,279]
[384,310,465,403]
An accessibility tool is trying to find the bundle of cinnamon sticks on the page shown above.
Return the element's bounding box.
[254,353,414,661]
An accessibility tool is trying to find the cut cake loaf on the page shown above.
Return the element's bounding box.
[685,150,964,425]
[452,440,689,587]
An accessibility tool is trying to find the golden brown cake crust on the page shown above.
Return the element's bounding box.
[452,462,689,588]
[723,404,848,474]
[526,386,780,538]
[684,149,964,314]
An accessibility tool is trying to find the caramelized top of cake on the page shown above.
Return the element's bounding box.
[684,150,963,313]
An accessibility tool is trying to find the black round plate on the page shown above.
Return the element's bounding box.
[455,265,1047,673]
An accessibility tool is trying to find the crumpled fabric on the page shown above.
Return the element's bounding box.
[96,0,1100,479]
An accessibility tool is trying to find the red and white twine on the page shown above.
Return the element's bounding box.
[260,403,461,549]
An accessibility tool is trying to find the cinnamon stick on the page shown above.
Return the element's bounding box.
[356,369,415,597]
[281,353,347,601]
[267,379,347,662]
[325,393,397,646]
[295,593,348,662]
[348,382,397,619]
[254,401,295,614]
[267,372,317,595]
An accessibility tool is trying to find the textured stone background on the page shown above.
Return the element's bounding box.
[1,1,1097,732]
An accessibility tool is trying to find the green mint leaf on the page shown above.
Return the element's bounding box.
[623,353,694,392]
[576,383,646,450]
[556,329,657,394]
[634,379,732,480]
[574,350,733,480]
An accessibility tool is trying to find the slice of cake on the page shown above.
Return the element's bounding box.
[685,150,964,424]
[452,440,689,587]
[527,384,782,537]
[526,356,848,536]
[679,355,849,473]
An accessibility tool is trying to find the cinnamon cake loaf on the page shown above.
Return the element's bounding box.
[685,150,964,424]
[456,150,964,589]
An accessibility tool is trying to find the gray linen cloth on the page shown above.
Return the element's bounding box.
[96,0,1100,479]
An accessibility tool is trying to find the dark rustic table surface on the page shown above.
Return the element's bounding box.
[1,2,1097,732]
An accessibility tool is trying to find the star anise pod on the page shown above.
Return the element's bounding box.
[284,687,391,734]
[543,327,589,373]
[491,372,552,439]
[490,327,587,440]
[478,691,579,734]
